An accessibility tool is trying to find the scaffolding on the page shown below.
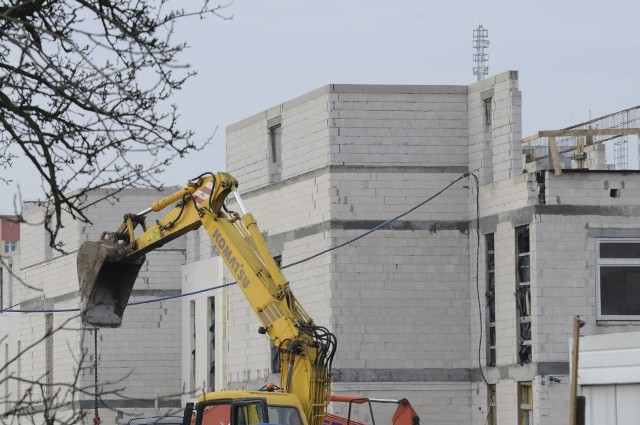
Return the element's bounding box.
[522,105,640,174]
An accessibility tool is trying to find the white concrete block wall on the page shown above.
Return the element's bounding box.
[180,257,227,401]
[468,168,640,425]
[226,279,271,387]
[281,233,333,324]
[478,173,537,217]
[19,205,51,268]
[533,213,640,362]
[332,228,470,369]
[469,71,522,183]
[332,382,472,425]
[546,171,640,206]
[496,379,518,424]
[224,231,334,388]
[227,86,332,192]
[5,189,186,425]
[332,86,468,167]
[218,79,530,424]
[530,172,640,366]
[0,256,21,418]
[217,75,629,425]
[93,298,182,395]
[331,171,469,222]
[536,377,570,425]
[226,114,271,191]
[237,173,332,236]
[532,217,591,364]
[281,90,332,179]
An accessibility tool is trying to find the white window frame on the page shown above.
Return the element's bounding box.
[3,241,16,253]
[596,238,640,321]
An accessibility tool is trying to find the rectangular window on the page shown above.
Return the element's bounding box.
[3,241,16,253]
[596,239,640,320]
[269,125,281,165]
[268,116,282,184]
[190,300,196,395]
[487,384,497,425]
[518,382,533,425]
[485,234,496,367]
[516,225,532,365]
[45,313,53,400]
[484,98,493,125]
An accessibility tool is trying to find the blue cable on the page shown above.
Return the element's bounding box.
[1,282,238,313]
[2,172,469,314]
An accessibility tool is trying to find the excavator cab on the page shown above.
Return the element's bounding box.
[77,234,145,327]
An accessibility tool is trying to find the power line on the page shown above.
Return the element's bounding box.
[2,172,470,314]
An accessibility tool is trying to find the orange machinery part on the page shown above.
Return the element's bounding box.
[327,395,419,425]
[391,399,419,425]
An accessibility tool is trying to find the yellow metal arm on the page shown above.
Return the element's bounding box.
[78,171,335,425]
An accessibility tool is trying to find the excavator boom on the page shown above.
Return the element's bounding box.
[78,171,418,425]
[77,172,335,425]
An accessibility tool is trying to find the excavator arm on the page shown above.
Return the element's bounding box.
[77,172,336,425]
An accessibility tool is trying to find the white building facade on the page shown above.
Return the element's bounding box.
[2,70,640,425]
[0,189,185,425]
[183,71,640,425]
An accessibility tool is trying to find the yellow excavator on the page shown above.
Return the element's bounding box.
[77,172,419,425]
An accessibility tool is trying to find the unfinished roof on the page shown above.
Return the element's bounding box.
[522,105,640,175]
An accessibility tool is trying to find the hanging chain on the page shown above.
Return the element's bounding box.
[93,328,101,425]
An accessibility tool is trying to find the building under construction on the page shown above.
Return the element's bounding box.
[1,70,639,425]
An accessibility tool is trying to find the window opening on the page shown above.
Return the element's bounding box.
[487,384,497,425]
[268,120,282,183]
[45,313,53,400]
[190,300,196,395]
[596,239,640,319]
[516,225,532,365]
[484,98,493,125]
[270,125,281,164]
[200,402,231,425]
[232,399,268,425]
[208,297,215,391]
[518,382,533,425]
[268,406,303,425]
[485,234,496,367]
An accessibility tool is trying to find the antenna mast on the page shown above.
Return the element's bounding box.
[473,25,490,81]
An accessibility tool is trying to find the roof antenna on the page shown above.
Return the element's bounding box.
[473,25,490,81]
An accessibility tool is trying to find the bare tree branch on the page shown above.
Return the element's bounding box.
[0,0,231,252]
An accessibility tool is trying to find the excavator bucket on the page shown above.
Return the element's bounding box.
[77,240,145,328]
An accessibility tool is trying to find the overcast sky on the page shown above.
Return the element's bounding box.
[1,0,639,214]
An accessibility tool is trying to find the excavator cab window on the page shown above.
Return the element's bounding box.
[231,398,269,425]
[196,402,231,425]
[267,406,303,425]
